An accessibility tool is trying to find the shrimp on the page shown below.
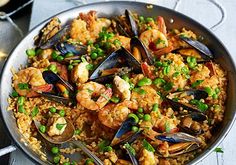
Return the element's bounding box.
[113,76,131,100]
[50,62,68,81]
[139,148,158,165]
[139,29,168,50]
[13,67,52,97]
[98,103,130,129]
[76,82,112,110]
[111,35,131,50]
[71,61,89,84]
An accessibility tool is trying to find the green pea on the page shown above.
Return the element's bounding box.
[191,80,204,88]
[105,84,113,88]
[51,51,58,60]
[204,87,213,96]
[18,105,25,113]
[133,88,146,95]
[153,78,166,85]
[86,64,94,71]
[48,64,57,73]
[85,158,94,165]
[91,52,98,60]
[87,40,93,45]
[215,87,220,94]
[131,126,139,133]
[12,90,19,97]
[163,82,173,91]
[139,16,145,22]
[51,146,59,154]
[172,98,179,102]
[35,48,43,55]
[110,96,120,103]
[68,64,73,71]
[57,55,64,62]
[188,62,196,68]
[122,74,130,82]
[198,102,208,112]
[128,113,139,124]
[49,107,57,113]
[137,77,152,86]
[58,109,65,117]
[113,39,121,46]
[97,48,104,56]
[104,146,113,152]
[74,129,81,135]
[94,44,100,48]
[146,17,154,22]
[146,26,152,30]
[26,49,36,57]
[17,96,25,105]
[143,114,151,121]
[212,93,218,99]
[152,103,158,112]
[53,156,60,163]
[155,61,163,67]
[189,99,198,105]
[138,107,143,113]
[63,162,70,165]
[31,106,39,117]
[39,125,46,133]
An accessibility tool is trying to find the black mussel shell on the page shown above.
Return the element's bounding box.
[156,132,200,143]
[123,143,139,165]
[39,92,71,105]
[89,47,141,81]
[55,42,87,56]
[166,90,208,112]
[125,9,138,37]
[40,25,70,49]
[43,71,74,91]
[179,36,213,59]
[130,37,154,65]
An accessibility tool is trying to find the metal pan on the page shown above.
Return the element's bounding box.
[1,1,236,164]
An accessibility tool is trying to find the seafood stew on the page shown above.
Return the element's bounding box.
[7,9,227,165]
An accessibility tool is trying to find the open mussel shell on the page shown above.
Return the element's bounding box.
[156,132,201,144]
[39,92,71,105]
[34,118,75,144]
[55,42,87,56]
[166,89,208,112]
[179,36,213,59]
[130,37,154,65]
[110,117,140,146]
[40,25,70,49]
[125,9,138,37]
[43,71,74,91]
[181,111,207,122]
[89,47,141,82]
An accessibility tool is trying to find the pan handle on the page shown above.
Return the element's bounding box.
[0,145,16,157]
[173,0,226,31]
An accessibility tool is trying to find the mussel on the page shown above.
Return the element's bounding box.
[179,35,213,60]
[123,143,139,165]
[166,89,208,112]
[40,71,74,104]
[156,132,201,157]
[114,9,139,38]
[55,42,87,56]
[89,47,141,83]
[130,37,154,65]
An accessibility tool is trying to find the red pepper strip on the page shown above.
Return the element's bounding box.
[141,62,156,79]
[26,84,53,97]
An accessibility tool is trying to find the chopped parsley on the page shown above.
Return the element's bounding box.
[214,147,223,153]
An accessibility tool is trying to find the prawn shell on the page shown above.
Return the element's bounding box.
[89,47,141,81]
[130,37,154,65]
[179,36,213,59]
